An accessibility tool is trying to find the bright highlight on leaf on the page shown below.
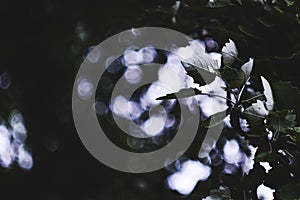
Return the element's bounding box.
[221,39,238,66]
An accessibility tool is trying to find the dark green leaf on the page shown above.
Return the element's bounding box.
[205,185,233,200]
[206,0,232,8]
[284,0,295,7]
[276,183,300,200]
[240,58,253,80]
[156,88,201,100]
[255,152,282,162]
[238,25,263,39]
[267,110,297,134]
[181,61,218,85]
[219,66,246,89]
[201,109,230,128]
[256,17,275,27]
[272,81,300,122]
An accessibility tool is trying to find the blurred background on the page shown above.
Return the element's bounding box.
[0,0,300,199]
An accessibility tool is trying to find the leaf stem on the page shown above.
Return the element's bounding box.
[200,92,236,105]
[241,94,265,103]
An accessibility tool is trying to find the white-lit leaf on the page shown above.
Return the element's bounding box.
[245,100,269,116]
[261,76,274,111]
[241,58,253,79]
[222,39,238,66]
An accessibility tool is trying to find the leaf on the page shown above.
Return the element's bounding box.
[267,110,297,134]
[255,152,282,162]
[181,61,218,85]
[219,66,246,89]
[256,17,275,27]
[238,25,263,39]
[290,127,300,134]
[284,0,295,6]
[156,88,201,100]
[241,58,254,79]
[272,81,300,122]
[276,183,300,200]
[221,39,238,66]
[244,100,269,117]
[206,0,232,8]
[204,185,233,200]
[201,109,230,128]
[261,76,274,111]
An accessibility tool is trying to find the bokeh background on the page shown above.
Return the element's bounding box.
[1,0,300,199]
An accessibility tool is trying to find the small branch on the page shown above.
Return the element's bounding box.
[200,92,236,105]
[238,77,251,101]
[241,94,265,104]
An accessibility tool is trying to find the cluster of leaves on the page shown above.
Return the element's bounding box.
[158,38,300,199]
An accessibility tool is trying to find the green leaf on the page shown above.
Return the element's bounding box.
[238,25,263,39]
[267,110,297,134]
[261,76,274,111]
[221,39,238,66]
[284,0,294,7]
[272,81,300,122]
[204,185,233,200]
[255,152,282,162]
[290,127,300,133]
[219,66,246,89]
[206,0,232,8]
[181,61,219,85]
[156,88,201,100]
[241,58,253,79]
[276,183,300,200]
[201,109,230,128]
[256,17,275,27]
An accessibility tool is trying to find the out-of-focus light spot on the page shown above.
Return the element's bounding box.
[141,115,166,136]
[240,118,250,132]
[123,49,143,66]
[140,82,173,109]
[158,66,186,92]
[167,160,211,195]
[196,77,227,118]
[278,149,286,156]
[112,96,143,120]
[224,163,237,174]
[266,128,273,140]
[165,115,176,128]
[94,101,108,115]
[259,162,272,173]
[139,46,156,63]
[0,72,11,89]
[205,38,219,52]
[0,125,14,167]
[127,137,144,149]
[112,96,129,118]
[75,22,88,42]
[256,183,275,200]
[77,79,94,100]
[223,139,243,164]
[118,28,140,47]
[17,145,33,170]
[242,145,257,175]
[99,76,114,91]
[44,136,59,152]
[86,46,101,63]
[10,110,27,143]
[124,65,143,84]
